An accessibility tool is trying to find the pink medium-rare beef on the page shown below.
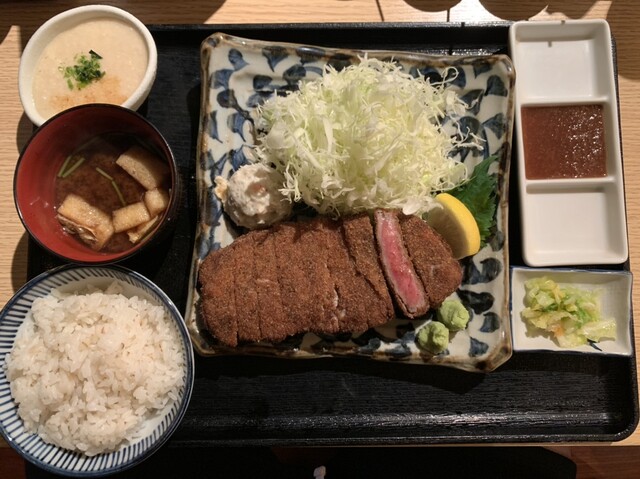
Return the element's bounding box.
[373,209,429,318]
[198,210,462,347]
[398,213,463,308]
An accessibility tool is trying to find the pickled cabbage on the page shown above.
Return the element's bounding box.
[254,58,479,217]
[521,277,616,348]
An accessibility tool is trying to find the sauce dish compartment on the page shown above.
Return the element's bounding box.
[509,20,616,101]
[520,182,627,267]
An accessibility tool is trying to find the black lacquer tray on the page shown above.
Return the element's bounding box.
[26,22,638,448]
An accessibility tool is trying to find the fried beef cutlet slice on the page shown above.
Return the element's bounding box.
[399,213,462,308]
[233,231,262,343]
[272,222,322,337]
[322,217,396,334]
[341,213,395,328]
[198,243,239,347]
[322,220,369,333]
[253,230,290,343]
[298,219,341,334]
[372,209,429,318]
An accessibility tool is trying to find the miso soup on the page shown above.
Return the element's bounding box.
[55,133,170,253]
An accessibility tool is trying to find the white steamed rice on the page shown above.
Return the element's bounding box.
[4,281,185,456]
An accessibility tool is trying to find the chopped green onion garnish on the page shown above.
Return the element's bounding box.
[95,167,114,181]
[57,155,73,178]
[60,50,105,90]
[111,180,126,207]
[61,156,85,178]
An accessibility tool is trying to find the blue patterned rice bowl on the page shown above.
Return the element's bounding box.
[0,265,194,477]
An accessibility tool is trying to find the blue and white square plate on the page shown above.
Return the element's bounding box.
[185,33,515,372]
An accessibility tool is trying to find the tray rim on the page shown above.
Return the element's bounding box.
[23,21,638,445]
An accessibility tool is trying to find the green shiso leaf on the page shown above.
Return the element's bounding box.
[449,155,498,246]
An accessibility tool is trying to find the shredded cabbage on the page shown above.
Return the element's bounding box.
[521,277,616,348]
[254,57,478,217]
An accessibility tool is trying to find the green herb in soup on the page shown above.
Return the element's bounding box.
[57,154,86,178]
[55,134,170,253]
[61,50,105,90]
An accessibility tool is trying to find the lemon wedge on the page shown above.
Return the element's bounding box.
[427,193,481,259]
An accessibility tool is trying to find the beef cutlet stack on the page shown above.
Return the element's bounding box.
[198,210,462,347]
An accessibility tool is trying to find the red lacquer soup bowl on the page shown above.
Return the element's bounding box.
[14,104,181,264]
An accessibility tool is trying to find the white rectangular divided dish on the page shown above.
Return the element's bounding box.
[509,20,628,266]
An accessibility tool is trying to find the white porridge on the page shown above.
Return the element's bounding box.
[32,18,148,120]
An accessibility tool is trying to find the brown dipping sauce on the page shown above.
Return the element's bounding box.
[55,134,165,253]
[521,104,607,180]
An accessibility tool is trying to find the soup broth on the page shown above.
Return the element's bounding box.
[55,134,169,253]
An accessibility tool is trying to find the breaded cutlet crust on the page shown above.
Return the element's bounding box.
[324,220,387,333]
[399,213,462,308]
[198,246,239,347]
[197,211,463,347]
[298,219,341,334]
[273,222,320,336]
[233,231,262,343]
[341,213,395,328]
[253,231,290,343]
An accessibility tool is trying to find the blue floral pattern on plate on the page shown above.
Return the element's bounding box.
[185,33,515,372]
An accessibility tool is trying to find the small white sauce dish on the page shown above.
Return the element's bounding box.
[509,20,628,267]
[19,5,158,127]
[510,266,633,356]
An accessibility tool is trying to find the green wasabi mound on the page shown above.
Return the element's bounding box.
[436,299,470,332]
[416,321,450,354]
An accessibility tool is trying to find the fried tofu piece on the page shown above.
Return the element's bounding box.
[127,216,160,244]
[112,201,151,233]
[144,188,170,217]
[116,145,169,190]
[57,194,114,250]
